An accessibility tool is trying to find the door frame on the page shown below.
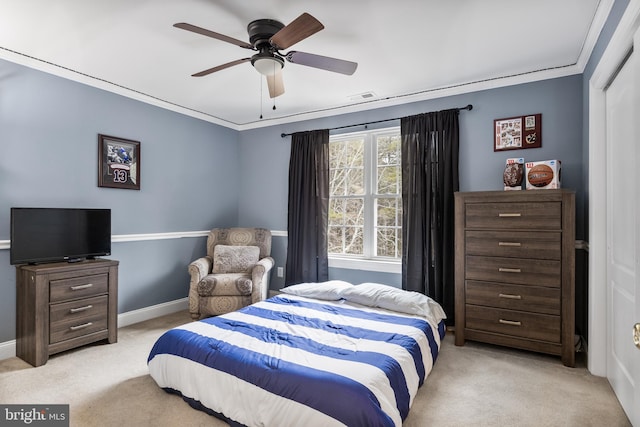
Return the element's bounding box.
[588,1,640,376]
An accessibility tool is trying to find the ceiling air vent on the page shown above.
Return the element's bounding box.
[349,92,377,101]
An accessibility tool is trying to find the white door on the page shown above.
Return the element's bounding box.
[605,27,640,426]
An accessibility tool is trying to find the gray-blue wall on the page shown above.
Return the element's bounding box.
[0,59,240,341]
[0,63,587,344]
[240,74,585,288]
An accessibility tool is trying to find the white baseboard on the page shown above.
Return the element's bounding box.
[0,340,16,361]
[117,297,188,328]
[0,297,189,361]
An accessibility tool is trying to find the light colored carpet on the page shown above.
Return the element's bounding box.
[0,311,631,427]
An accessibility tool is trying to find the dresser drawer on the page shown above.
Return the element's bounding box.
[465,202,561,230]
[466,305,560,343]
[466,255,561,287]
[50,295,108,344]
[50,274,109,302]
[465,281,560,315]
[465,231,561,260]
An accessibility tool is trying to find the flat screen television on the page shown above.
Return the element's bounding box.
[10,207,111,265]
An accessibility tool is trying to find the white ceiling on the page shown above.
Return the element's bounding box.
[0,0,610,130]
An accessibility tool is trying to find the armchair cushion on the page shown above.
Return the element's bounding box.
[212,245,260,274]
[198,273,253,296]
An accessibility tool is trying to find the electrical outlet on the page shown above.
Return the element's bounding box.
[277,267,284,277]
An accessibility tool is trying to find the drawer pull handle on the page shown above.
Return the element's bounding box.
[498,293,522,300]
[499,242,521,247]
[70,283,93,291]
[69,305,93,314]
[69,322,93,331]
[498,213,522,217]
[499,267,521,273]
[499,319,522,326]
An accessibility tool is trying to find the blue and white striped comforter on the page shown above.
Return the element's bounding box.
[148,294,445,427]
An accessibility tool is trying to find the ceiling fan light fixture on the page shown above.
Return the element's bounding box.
[252,55,284,76]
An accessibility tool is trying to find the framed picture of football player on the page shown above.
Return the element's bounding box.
[98,134,140,190]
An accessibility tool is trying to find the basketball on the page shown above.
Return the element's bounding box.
[527,164,554,187]
[503,163,523,187]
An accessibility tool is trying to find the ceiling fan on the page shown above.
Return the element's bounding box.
[174,13,358,98]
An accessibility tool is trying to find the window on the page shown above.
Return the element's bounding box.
[328,127,402,262]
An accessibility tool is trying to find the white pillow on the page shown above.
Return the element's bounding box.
[340,282,447,322]
[280,280,354,301]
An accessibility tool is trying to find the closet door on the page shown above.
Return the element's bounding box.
[605,26,640,427]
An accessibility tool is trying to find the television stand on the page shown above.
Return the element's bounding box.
[15,259,119,367]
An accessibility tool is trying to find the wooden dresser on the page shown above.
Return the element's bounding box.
[16,259,119,367]
[454,190,575,367]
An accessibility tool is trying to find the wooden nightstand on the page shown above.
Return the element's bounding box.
[16,259,119,367]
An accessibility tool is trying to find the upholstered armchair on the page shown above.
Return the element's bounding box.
[188,227,274,320]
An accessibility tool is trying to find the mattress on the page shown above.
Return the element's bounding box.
[148,293,445,427]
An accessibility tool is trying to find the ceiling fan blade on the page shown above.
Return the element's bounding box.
[174,23,254,50]
[266,70,285,98]
[270,13,324,50]
[192,58,251,77]
[285,51,357,75]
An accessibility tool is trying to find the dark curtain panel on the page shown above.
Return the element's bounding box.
[285,129,330,285]
[401,109,459,323]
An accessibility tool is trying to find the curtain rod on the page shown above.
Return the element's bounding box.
[280,104,473,138]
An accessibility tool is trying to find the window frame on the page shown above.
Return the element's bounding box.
[327,126,402,273]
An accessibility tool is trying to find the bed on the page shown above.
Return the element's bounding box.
[148,281,446,427]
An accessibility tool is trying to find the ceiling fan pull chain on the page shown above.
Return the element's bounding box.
[272,60,278,110]
[272,61,276,111]
[259,77,264,119]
